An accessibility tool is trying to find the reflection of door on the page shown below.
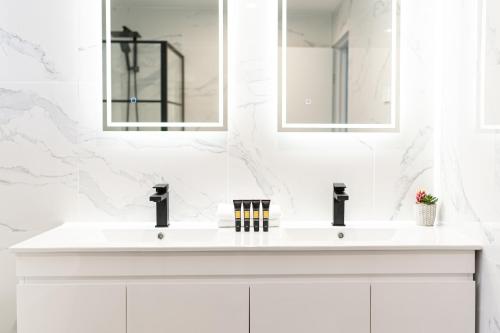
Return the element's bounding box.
[333,33,349,126]
[287,47,334,124]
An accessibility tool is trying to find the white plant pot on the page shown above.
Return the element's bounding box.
[414,203,437,226]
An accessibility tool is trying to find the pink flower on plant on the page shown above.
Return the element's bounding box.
[415,189,438,205]
[416,190,426,204]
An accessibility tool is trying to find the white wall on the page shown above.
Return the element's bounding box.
[0,0,437,331]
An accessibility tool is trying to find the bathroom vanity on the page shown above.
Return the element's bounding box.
[12,222,480,333]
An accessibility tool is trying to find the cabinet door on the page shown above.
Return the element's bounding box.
[17,284,126,333]
[371,282,475,333]
[250,282,370,333]
[127,283,249,333]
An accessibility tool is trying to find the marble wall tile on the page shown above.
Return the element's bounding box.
[272,134,375,220]
[76,132,228,222]
[372,143,433,221]
[77,0,102,84]
[0,82,79,228]
[227,0,278,201]
[0,0,79,82]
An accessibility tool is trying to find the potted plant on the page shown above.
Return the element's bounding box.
[415,190,438,226]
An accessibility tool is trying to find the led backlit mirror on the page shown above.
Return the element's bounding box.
[102,0,227,131]
[479,0,500,129]
[279,0,400,131]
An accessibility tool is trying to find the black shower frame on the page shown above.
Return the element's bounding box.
[103,39,185,131]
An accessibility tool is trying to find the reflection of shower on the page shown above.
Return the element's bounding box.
[112,26,141,130]
[104,27,185,131]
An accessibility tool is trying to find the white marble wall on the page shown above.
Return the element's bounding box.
[0,0,436,332]
[438,0,500,331]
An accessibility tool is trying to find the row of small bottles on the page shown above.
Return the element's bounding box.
[233,200,270,232]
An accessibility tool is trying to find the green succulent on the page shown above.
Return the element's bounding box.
[416,190,438,205]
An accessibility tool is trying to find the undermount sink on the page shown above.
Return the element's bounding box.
[98,227,397,246]
[101,228,221,244]
[279,228,396,243]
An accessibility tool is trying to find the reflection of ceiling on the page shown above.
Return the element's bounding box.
[112,0,342,11]
[287,0,343,12]
[111,0,218,9]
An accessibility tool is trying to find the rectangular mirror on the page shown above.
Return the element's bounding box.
[102,0,227,131]
[479,0,500,129]
[279,0,399,132]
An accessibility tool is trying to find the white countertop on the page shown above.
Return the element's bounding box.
[10,221,482,253]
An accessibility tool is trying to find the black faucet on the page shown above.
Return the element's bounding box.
[150,184,169,228]
[333,183,349,227]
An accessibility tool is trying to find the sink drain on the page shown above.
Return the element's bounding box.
[337,232,344,239]
[157,232,164,240]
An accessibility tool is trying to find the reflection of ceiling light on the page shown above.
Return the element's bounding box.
[247,0,257,8]
[385,29,392,33]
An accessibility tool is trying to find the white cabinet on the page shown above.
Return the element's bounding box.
[250,283,370,333]
[17,281,475,333]
[371,282,475,333]
[17,284,126,333]
[127,283,249,333]
[14,249,477,333]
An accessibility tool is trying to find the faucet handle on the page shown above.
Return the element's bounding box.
[333,183,346,194]
[153,184,169,194]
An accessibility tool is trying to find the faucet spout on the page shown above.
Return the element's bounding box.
[149,192,168,203]
[150,184,169,228]
[333,183,348,227]
[333,192,349,202]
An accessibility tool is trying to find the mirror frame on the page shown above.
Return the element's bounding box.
[278,0,400,131]
[478,0,499,130]
[103,0,227,130]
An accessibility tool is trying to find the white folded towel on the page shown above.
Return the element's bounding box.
[216,203,282,228]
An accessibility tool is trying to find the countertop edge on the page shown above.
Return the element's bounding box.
[11,244,483,254]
